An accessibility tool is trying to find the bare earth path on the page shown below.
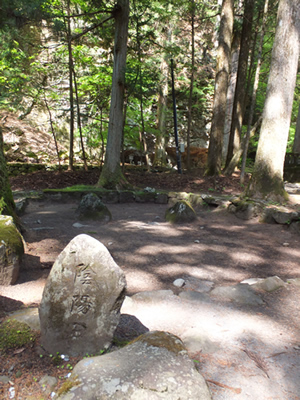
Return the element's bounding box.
[1,169,300,399]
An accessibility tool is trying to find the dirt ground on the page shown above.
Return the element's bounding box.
[1,168,300,399]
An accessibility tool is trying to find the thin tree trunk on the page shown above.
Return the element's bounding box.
[240,0,269,184]
[206,0,234,176]
[73,68,88,171]
[225,0,255,169]
[186,0,196,171]
[43,91,61,169]
[67,2,74,171]
[98,0,129,189]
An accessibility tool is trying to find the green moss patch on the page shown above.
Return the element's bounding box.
[0,319,37,351]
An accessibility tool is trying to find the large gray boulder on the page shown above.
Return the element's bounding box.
[39,234,126,356]
[0,215,24,285]
[56,331,212,400]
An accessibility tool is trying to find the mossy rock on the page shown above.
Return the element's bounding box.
[132,331,186,355]
[76,193,112,222]
[0,215,24,285]
[0,318,37,351]
[165,200,197,224]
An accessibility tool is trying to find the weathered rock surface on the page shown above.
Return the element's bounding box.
[165,200,197,223]
[56,331,212,400]
[39,234,126,356]
[0,215,24,285]
[241,275,285,292]
[210,283,264,305]
[76,193,112,221]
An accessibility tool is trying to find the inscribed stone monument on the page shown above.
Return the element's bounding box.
[39,234,126,356]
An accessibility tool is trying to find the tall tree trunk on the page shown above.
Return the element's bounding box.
[223,32,240,158]
[0,124,16,219]
[67,2,74,172]
[292,104,300,153]
[154,59,168,167]
[225,0,255,169]
[186,0,196,171]
[246,0,300,201]
[97,0,129,189]
[73,68,88,171]
[206,0,234,176]
[44,91,61,169]
[240,0,269,183]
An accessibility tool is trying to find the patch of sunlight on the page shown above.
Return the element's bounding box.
[231,251,263,263]
[137,244,191,255]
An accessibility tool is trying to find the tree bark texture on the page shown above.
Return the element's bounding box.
[246,0,300,200]
[98,0,129,189]
[206,0,234,176]
[0,127,16,218]
[225,0,255,168]
[292,104,300,153]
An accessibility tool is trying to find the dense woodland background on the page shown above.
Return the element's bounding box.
[0,0,299,202]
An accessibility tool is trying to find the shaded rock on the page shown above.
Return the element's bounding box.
[39,375,57,395]
[76,193,111,221]
[39,234,126,356]
[210,284,264,306]
[179,291,211,303]
[14,197,28,216]
[56,331,212,400]
[165,200,197,224]
[8,307,40,331]
[262,206,299,225]
[228,199,263,220]
[113,314,149,345]
[201,194,231,208]
[290,220,300,234]
[0,215,24,285]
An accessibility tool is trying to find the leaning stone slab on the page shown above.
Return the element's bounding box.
[0,215,24,285]
[56,331,212,400]
[165,200,197,223]
[39,234,126,356]
[210,284,264,306]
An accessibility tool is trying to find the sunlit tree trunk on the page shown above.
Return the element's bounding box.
[246,0,300,201]
[206,0,234,176]
[98,0,129,189]
[0,125,16,218]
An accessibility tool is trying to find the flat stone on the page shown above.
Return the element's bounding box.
[8,307,40,331]
[210,284,264,306]
[56,331,212,400]
[179,291,211,303]
[130,290,175,303]
[251,276,285,292]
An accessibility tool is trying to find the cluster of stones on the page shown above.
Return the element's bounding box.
[38,234,212,399]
